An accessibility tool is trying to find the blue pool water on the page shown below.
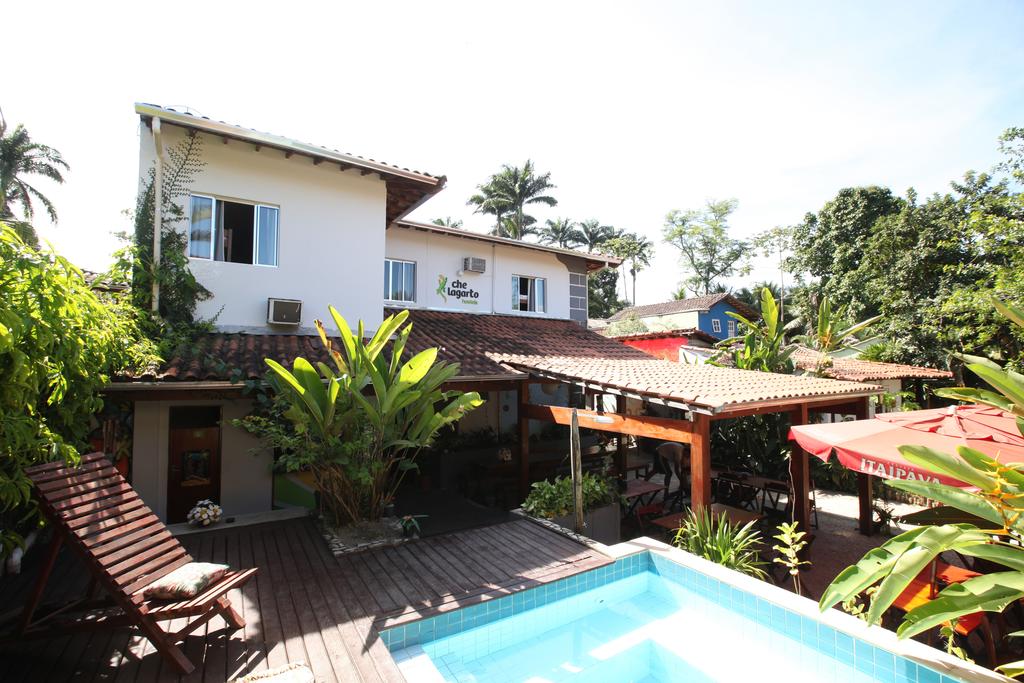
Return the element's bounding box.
[383,551,966,683]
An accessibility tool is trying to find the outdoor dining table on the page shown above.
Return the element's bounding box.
[622,478,667,518]
[711,469,789,509]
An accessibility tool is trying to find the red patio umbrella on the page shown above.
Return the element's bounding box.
[788,405,1024,487]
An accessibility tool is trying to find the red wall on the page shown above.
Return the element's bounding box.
[622,336,689,362]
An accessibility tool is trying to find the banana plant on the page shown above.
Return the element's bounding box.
[818,299,1024,676]
[259,307,483,524]
[711,287,795,374]
[797,296,881,376]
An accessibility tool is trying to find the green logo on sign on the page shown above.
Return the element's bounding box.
[436,274,448,302]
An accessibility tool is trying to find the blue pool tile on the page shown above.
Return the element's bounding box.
[918,666,942,683]
[836,631,855,654]
[874,648,895,674]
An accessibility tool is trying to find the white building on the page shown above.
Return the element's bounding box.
[114,104,617,521]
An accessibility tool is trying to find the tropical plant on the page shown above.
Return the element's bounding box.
[112,131,212,354]
[0,113,69,247]
[819,300,1024,677]
[673,507,767,579]
[0,224,158,557]
[711,287,793,374]
[431,217,463,228]
[605,315,648,337]
[242,308,483,526]
[588,268,627,319]
[797,296,881,376]
[538,217,582,248]
[602,232,653,305]
[578,219,615,253]
[772,521,811,595]
[710,287,794,478]
[663,199,750,296]
[522,472,620,519]
[468,160,557,239]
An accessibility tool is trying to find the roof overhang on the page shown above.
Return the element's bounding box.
[135,103,446,223]
[391,220,621,272]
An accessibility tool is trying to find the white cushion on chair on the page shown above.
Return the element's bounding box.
[143,561,229,599]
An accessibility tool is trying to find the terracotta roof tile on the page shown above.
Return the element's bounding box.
[606,293,758,322]
[601,327,719,346]
[131,310,881,412]
[790,347,952,382]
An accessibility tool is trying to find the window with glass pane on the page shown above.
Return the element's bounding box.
[513,275,545,312]
[255,206,279,266]
[384,259,416,302]
[189,195,215,259]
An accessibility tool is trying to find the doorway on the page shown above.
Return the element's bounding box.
[167,406,222,523]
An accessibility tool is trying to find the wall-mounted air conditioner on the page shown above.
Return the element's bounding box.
[267,298,302,326]
[463,257,486,274]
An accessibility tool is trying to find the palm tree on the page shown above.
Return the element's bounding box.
[538,218,582,248]
[467,160,557,239]
[0,112,69,246]
[431,217,464,228]
[627,234,654,305]
[578,219,614,253]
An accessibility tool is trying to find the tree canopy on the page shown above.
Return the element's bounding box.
[663,199,750,297]
[467,160,557,239]
[0,224,156,554]
[0,114,69,247]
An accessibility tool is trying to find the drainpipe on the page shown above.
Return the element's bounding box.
[151,117,164,314]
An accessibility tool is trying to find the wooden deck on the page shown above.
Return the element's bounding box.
[0,516,611,682]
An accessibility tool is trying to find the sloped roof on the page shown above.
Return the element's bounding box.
[602,327,719,346]
[391,221,620,272]
[121,310,880,413]
[606,293,758,322]
[790,347,953,382]
[135,103,445,224]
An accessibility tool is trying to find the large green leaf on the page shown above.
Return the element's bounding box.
[898,572,1024,638]
[969,363,1024,411]
[265,358,325,429]
[897,444,997,490]
[959,542,1024,572]
[934,387,1015,413]
[898,505,989,527]
[887,479,1004,527]
[399,348,438,387]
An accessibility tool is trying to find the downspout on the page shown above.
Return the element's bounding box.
[151,117,164,314]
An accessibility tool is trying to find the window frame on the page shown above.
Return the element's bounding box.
[384,257,417,303]
[187,193,280,268]
[727,319,736,337]
[712,318,722,333]
[512,274,546,313]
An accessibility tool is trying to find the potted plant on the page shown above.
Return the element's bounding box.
[187,499,223,527]
[522,473,622,544]
[399,514,426,538]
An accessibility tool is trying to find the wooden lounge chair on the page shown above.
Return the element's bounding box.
[11,452,257,674]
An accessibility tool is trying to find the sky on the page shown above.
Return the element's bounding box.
[7,1,1024,306]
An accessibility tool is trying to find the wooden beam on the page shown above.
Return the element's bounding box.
[284,150,293,159]
[360,169,372,176]
[690,413,712,511]
[313,158,323,165]
[790,403,812,534]
[518,383,530,500]
[521,404,693,442]
[221,136,229,145]
[254,144,261,152]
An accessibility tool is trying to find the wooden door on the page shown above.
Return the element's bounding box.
[167,406,222,523]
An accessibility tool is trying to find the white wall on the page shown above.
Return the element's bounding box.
[131,398,273,520]
[139,123,387,333]
[384,227,573,319]
[640,311,700,330]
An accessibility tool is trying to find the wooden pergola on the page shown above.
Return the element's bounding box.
[509,360,883,536]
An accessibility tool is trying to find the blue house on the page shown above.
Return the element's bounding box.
[603,293,759,340]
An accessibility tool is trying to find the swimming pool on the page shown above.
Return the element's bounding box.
[382,541,1001,682]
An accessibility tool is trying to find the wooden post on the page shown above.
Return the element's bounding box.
[690,413,711,511]
[790,403,811,534]
[518,381,531,500]
[615,395,628,482]
[858,472,874,536]
[570,409,585,533]
[854,396,874,535]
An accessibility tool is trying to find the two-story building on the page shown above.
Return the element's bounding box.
[108,105,884,527]
[112,104,617,522]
